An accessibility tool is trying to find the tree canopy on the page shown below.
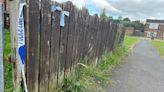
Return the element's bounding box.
[100,8,108,20]
[123,18,131,21]
[99,9,144,31]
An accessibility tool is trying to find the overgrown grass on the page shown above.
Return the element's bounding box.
[58,36,140,92]
[150,39,164,58]
[4,29,13,92]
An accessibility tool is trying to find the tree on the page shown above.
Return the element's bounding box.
[108,16,113,21]
[122,19,144,31]
[123,17,131,22]
[100,8,108,20]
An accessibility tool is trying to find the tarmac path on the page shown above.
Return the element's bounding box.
[107,40,164,92]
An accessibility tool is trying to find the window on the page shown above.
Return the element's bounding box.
[149,23,159,29]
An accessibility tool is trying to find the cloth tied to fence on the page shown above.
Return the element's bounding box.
[17,3,28,92]
[51,5,69,27]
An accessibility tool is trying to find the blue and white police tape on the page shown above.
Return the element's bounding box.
[51,5,69,27]
[17,3,28,92]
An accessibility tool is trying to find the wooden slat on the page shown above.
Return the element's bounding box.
[58,1,71,85]
[65,2,75,72]
[82,11,90,59]
[27,0,40,92]
[109,22,115,51]
[92,15,99,62]
[112,23,118,49]
[80,9,89,59]
[76,10,82,62]
[39,0,51,92]
[95,18,100,62]
[106,21,111,52]
[48,2,61,91]
[71,8,80,67]
[77,10,83,60]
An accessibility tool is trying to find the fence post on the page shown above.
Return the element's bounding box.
[9,0,23,92]
[0,3,4,92]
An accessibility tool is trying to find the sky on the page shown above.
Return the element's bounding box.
[54,0,164,21]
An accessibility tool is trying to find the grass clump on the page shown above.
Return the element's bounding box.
[150,39,164,58]
[124,36,140,50]
[3,29,13,92]
[58,36,140,92]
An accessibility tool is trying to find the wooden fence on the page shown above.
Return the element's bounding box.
[0,3,4,92]
[25,1,125,92]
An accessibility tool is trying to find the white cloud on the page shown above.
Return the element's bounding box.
[108,0,164,20]
[91,0,117,11]
[52,0,120,12]
[52,0,164,20]
[52,0,85,8]
[148,17,156,20]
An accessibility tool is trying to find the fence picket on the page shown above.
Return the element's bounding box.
[26,0,40,92]
[65,2,75,73]
[39,0,51,92]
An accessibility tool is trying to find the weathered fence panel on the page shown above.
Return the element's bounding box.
[0,3,4,92]
[26,1,125,92]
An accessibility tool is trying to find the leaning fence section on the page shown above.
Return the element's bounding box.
[26,1,125,92]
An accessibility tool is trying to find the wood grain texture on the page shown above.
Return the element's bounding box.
[39,0,51,92]
[48,2,60,91]
[26,0,40,92]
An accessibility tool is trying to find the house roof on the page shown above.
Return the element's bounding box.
[146,19,164,23]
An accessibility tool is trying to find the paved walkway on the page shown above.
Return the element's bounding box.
[107,40,164,92]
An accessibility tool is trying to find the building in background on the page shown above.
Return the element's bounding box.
[0,0,9,27]
[145,19,164,39]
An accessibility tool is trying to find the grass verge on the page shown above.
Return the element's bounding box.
[150,39,164,58]
[4,29,13,92]
[58,36,140,92]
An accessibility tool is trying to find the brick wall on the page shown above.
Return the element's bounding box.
[0,0,4,3]
[157,25,164,39]
[125,27,134,36]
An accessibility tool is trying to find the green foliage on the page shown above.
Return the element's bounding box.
[121,20,144,31]
[108,16,113,21]
[123,17,131,22]
[4,29,13,92]
[59,36,139,92]
[4,62,13,92]
[4,29,11,58]
[112,16,123,23]
[150,40,164,58]
[124,36,139,48]
[100,8,108,20]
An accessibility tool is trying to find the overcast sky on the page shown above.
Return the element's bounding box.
[54,0,164,21]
